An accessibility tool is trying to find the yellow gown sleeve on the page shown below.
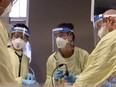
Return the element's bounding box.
[44,54,55,87]
[0,19,18,86]
[15,77,23,87]
[73,30,116,87]
[81,49,89,71]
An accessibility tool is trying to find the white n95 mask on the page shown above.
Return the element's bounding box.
[1,3,12,17]
[56,37,68,48]
[12,38,26,50]
[98,26,109,39]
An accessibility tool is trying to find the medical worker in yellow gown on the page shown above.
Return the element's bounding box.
[0,0,18,86]
[73,9,116,87]
[8,23,30,86]
[44,23,89,87]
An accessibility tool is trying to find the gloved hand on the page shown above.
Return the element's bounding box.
[22,79,37,85]
[27,73,35,80]
[64,74,77,83]
[54,69,64,81]
[102,81,115,87]
[108,76,116,84]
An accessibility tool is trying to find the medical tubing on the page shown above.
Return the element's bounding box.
[51,63,69,87]
[64,64,69,76]
[15,52,23,77]
[29,67,35,78]
[54,54,69,76]
[51,64,64,87]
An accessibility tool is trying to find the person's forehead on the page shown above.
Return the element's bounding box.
[1,0,10,6]
[13,32,26,36]
[56,32,68,35]
[57,32,67,34]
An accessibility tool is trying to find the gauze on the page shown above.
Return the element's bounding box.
[12,38,26,50]
[56,37,68,48]
[98,26,109,38]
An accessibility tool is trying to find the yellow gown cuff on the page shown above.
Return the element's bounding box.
[15,77,23,87]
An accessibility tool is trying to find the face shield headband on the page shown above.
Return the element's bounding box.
[52,27,73,52]
[11,27,30,37]
[93,14,116,28]
[52,27,73,33]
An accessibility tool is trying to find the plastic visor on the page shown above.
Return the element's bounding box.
[92,14,103,46]
[11,27,30,37]
[52,27,73,52]
[93,14,103,28]
[23,41,32,63]
[92,14,116,46]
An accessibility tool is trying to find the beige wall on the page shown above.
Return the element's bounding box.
[29,0,94,84]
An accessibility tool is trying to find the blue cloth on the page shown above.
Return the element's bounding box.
[64,74,77,83]
[54,69,64,81]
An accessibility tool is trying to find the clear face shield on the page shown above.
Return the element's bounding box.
[52,27,73,52]
[10,26,32,61]
[10,26,30,41]
[92,14,116,46]
[92,14,104,45]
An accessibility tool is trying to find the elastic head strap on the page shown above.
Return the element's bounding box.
[52,27,73,33]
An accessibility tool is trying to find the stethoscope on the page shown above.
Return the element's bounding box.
[15,51,23,77]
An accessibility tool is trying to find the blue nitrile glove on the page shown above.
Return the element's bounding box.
[22,79,37,85]
[27,73,35,80]
[102,81,115,87]
[64,74,77,83]
[54,69,64,81]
